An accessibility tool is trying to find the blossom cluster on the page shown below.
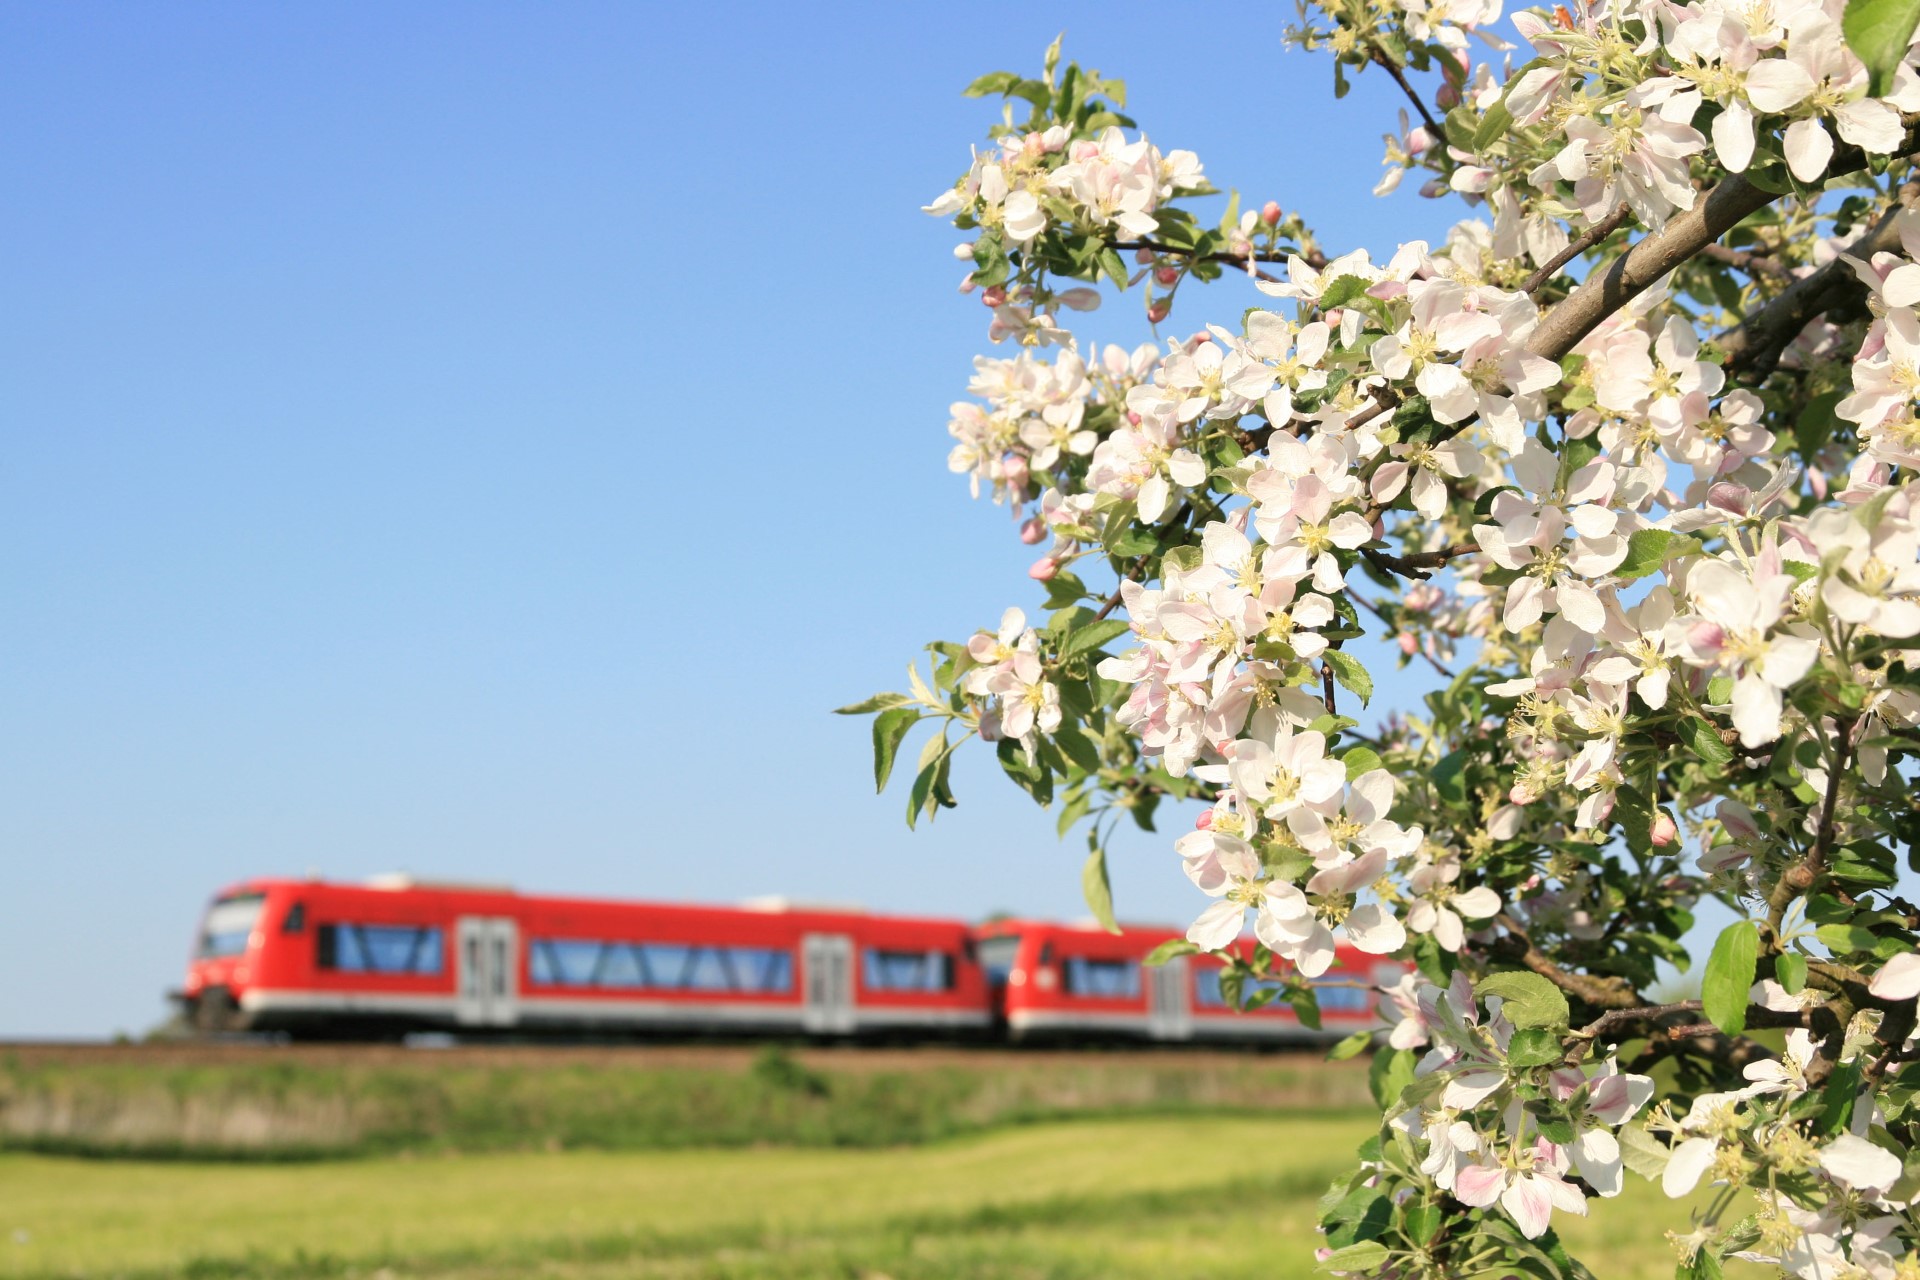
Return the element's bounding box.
[868,10,1920,1277]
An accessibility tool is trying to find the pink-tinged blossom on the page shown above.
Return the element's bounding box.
[1454,1138,1589,1239]
[1404,858,1502,951]
[1177,832,1309,950]
[1679,558,1821,746]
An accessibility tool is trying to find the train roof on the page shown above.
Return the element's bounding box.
[207,876,976,930]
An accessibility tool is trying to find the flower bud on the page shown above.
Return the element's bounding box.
[1436,79,1460,109]
[981,285,1007,308]
[1019,517,1046,545]
[1146,301,1171,324]
[1195,810,1214,830]
[1399,633,1418,655]
[1260,201,1282,226]
[1650,813,1679,847]
[1134,247,1154,265]
[1154,266,1180,286]
[1028,557,1059,581]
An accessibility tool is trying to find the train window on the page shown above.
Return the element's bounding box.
[1060,957,1140,999]
[527,938,794,994]
[975,936,1021,985]
[197,893,266,958]
[1191,970,1286,1008]
[1312,977,1374,1014]
[862,948,953,992]
[315,923,446,975]
[281,902,306,934]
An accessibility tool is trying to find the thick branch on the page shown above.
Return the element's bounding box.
[1525,176,1778,361]
[1720,180,1920,378]
[1494,913,1640,1009]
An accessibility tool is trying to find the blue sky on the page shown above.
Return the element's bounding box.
[2,3,1468,1036]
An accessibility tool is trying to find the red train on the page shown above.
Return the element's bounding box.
[178,876,1402,1043]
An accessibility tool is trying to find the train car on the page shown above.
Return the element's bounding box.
[179,876,992,1038]
[973,919,1405,1044]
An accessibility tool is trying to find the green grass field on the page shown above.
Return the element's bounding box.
[0,1045,1374,1159]
[0,1115,1733,1280]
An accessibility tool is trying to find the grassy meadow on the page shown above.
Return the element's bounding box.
[0,1115,1731,1280]
[0,1046,1754,1279]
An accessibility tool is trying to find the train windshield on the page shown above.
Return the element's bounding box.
[198,893,266,958]
[976,935,1021,985]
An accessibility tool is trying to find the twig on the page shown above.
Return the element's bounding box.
[1321,660,1338,715]
[1697,242,1792,280]
[1521,203,1633,296]
[1360,542,1478,581]
[1348,589,1455,679]
[1367,46,1442,140]
[1766,718,1856,936]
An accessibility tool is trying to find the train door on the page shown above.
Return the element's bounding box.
[455,916,519,1027]
[1147,954,1192,1041]
[801,933,856,1034]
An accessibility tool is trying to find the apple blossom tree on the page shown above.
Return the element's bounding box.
[842,9,1920,1277]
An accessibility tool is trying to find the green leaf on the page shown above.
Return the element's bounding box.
[1776,951,1808,995]
[1323,650,1374,707]
[1402,1202,1442,1247]
[1287,982,1324,1030]
[835,692,911,715]
[906,732,960,829]
[1041,572,1089,609]
[1816,922,1879,954]
[1703,920,1760,1037]
[1617,1121,1671,1180]
[1051,721,1102,775]
[1615,528,1677,580]
[1369,1047,1416,1108]
[1081,840,1120,933]
[1843,0,1920,96]
[1144,938,1199,966]
[1473,98,1514,151]
[1318,275,1373,310]
[1474,971,1571,1030]
[1318,1242,1390,1272]
[1506,1027,1565,1068]
[1329,1029,1373,1060]
[1340,746,1383,780]
[871,707,921,792]
[1675,716,1734,768]
[1058,618,1132,661]
[962,70,1020,97]
[1054,787,1093,837]
[1431,750,1469,807]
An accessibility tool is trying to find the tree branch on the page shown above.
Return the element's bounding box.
[1766,717,1856,936]
[1719,180,1920,379]
[1361,542,1478,580]
[1696,242,1792,280]
[1522,202,1633,297]
[1494,913,1641,1009]
[1368,46,1442,141]
[1525,177,1778,361]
